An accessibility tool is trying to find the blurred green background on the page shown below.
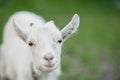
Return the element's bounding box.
[0,0,120,80]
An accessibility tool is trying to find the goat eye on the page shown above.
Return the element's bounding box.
[28,42,35,47]
[57,40,62,43]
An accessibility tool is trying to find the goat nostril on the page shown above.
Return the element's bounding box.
[44,55,54,62]
[50,56,54,60]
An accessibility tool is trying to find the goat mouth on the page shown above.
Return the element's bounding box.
[44,62,56,68]
[37,63,58,72]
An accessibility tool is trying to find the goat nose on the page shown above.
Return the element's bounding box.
[44,54,54,62]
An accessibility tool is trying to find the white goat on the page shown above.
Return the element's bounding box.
[0,11,80,80]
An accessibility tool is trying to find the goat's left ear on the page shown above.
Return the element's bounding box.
[61,14,80,41]
[13,19,29,42]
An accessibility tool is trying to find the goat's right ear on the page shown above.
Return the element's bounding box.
[13,19,29,42]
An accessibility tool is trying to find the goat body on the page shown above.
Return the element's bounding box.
[0,11,80,80]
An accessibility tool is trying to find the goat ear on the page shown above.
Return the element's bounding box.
[13,19,29,42]
[61,14,80,41]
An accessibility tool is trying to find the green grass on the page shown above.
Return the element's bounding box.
[0,0,120,80]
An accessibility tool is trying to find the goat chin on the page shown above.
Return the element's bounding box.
[33,62,59,73]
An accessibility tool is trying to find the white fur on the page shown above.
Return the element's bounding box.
[0,11,80,80]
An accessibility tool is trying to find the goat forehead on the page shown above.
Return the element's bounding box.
[37,27,60,37]
[29,20,60,34]
[28,28,61,42]
[32,24,61,36]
